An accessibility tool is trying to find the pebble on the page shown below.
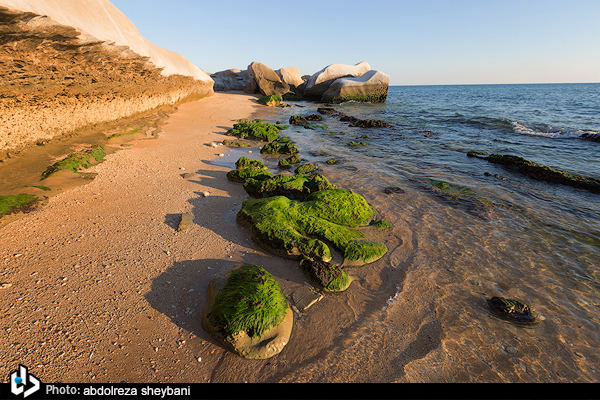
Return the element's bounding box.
[218,154,224,157]
[202,192,210,197]
[0,283,12,289]
[197,357,202,362]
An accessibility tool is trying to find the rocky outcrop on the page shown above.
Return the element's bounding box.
[244,62,290,97]
[580,132,600,142]
[301,61,371,100]
[0,0,214,159]
[210,69,251,92]
[275,67,304,88]
[321,70,390,103]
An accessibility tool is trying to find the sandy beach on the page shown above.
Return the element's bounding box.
[0,92,421,384]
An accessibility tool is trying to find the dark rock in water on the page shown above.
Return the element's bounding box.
[294,163,317,175]
[483,154,600,194]
[305,114,324,121]
[383,186,405,194]
[580,132,600,142]
[299,258,351,292]
[260,140,299,155]
[303,122,328,130]
[337,112,392,128]
[317,107,338,115]
[487,296,539,324]
[289,115,307,125]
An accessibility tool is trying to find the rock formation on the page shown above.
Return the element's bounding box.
[210,69,251,92]
[321,70,390,103]
[275,67,304,88]
[244,62,290,97]
[301,61,371,100]
[0,0,214,159]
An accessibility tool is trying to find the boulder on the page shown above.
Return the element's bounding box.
[275,67,304,88]
[201,264,293,359]
[321,70,390,103]
[236,189,387,264]
[580,132,600,142]
[210,69,251,92]
[302,61,371,100]
[246,62,290,97]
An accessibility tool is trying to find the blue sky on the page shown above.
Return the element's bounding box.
[110,0,600,85]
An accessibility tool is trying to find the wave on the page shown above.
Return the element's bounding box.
[510,121,592,139]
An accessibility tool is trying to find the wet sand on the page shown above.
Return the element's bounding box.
[0,92,440,385]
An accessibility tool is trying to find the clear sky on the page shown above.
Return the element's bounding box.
[110,0,599,86]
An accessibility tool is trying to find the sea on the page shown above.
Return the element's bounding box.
[243,83,600,382]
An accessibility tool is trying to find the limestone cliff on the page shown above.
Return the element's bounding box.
[0,0,214,159]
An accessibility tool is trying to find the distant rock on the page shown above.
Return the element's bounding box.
[321,70,390,103]
[275,67,304,88]
[246,62,290,97]
[580,132,600,142]
[211,69,251,92]
[302,61,371,100]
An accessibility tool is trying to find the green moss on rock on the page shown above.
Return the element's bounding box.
[278,154,301,169]
[41,144,106,179]
[484,154,600,193]
[487,296,539,324]
[0,194,40,217]
[300,259,351,292]
[226,121,287,143]
[208,264,289,339]
[244,173,336,200]
[257,95,283,106]
[237,189,386,264]
[294,163,317,175]
[260,141,299,155]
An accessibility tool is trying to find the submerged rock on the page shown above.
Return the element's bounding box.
[201,264,293,359]
[278,154,302,169]
[474,153,600,194]
[41,144,106,179]
[487,296,540,324]
[236,189,387,264]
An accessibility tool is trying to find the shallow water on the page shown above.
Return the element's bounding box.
[248,84,600,382]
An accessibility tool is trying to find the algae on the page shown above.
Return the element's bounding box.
[237,189,386,264]
[260,141,299,155]
[244,173,336,200]
[294,163,317,175]
[300,259,351,292]
[487,296,539,324]
[278,154,301,169]
[107,126,144,140]
[0,193,40,217]
[208,264,289,339]
[41,143,106,179]
[226,121,287,143]
[257,95,283,106]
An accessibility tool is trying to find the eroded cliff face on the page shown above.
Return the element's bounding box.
[0,5,214,159]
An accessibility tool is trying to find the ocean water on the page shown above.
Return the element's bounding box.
[250,83,600,382]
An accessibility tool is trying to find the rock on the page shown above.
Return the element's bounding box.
[580,131,600,142]
[201,264,293,359]
[260,140,299,156]
[291,285,323,312]
[294,163,317,175]
[243,79,257,94]
[210,69,251,92]
[278,154,302,169]
[243,173,335,200]
[302,61,371,100]
[177,213,193,231]
[289,115,308,125]
[246,62,290,96]
[337,113,392,128]
[226,120,287,142]
[300,259,351,292]
[182,173,197,179]
[275,67,304,88]
[383,186,405,194]
[321,70,390,103]
[257,94,283,106]
[237,189,387,264]
[487,296,540,324]
[482,154,600,194]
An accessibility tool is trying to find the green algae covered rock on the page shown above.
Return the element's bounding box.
[0,194,41,217]
[300,259,351,292]
[226,121,287,143]
[244,173,336,200]
[257,94,283,106]
[41,143,106,179]
[484,154,600,194]
[278,154,301,169]
[237,189,387,264]
[236,157,267,170]
[260,140,299,155]
[201,264,293,359]
[294,163,317,175]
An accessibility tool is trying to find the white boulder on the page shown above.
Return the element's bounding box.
[302,61,371,99]
[321,70,390,104]
[275,67,304,88]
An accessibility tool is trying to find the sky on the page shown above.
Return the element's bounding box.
[110,0,600,86]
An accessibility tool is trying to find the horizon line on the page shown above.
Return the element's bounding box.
[390,81,600,87]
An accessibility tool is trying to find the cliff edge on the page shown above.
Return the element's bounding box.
[0,0,214,159]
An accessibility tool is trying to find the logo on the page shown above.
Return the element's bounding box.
[10,365,40,398]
